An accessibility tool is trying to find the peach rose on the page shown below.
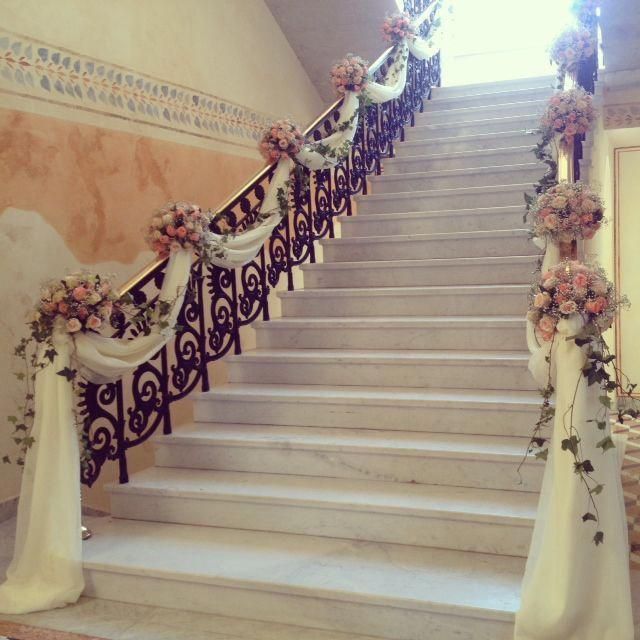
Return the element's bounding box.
[77,306,89,319]
[176,226,188,239]
[58,302,70,314]
[559,300,578,315]
[86,314,102,330]
[534,292,552,309]
[66,318,82,333]
[73,286,89,301]
[573,273,588,288]
[166,225,177,237]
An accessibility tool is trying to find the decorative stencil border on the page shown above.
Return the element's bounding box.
[604,103,640,129]
[0,30,274,147]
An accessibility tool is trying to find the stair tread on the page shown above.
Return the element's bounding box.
[399,129,536,149]
[354,182,533,202]
[161,423,534,461]
[340,205,525,223]
[321,228,530,245]
[302,255,538,270]
[421,99,548,118]
[371,162,542,181]
[197,382,539,406]
[255,315,526,326]
[411,113,540,131]
[85,517,524,618]
[111,468,538,521]
[385,145,535,162]
[228,348,529,364]
[279,284,530,299]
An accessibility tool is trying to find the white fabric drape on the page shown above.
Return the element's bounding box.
[515,316,634,639]
[0,249,192,614]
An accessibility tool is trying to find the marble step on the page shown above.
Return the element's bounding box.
[192,383,539,437]
[355,184,531,215]
[109,468,537,556]
[383,146,535,174]
[301,255,538,288]
[395,130,537,157]
[155,424,542,492]
[226,348,536,391]
[339,205,527,237]
[279,284,529,317]
[321,229,536,262]
[405,114,540,142]
[424,85,553,111]
[369,163,543,194]
[431,74,553,98]
[253,316,528,351]
[83,518,524,640]
[415,99,546,126]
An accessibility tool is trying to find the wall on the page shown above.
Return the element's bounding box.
[0,0,323,507]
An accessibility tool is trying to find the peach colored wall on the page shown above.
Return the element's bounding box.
[0,0,323,507]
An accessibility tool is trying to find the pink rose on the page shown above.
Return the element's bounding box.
[77,306,89,319]
[73,286,88,301]
[166,225,177,237]
[86,314,102,330]
[559,300,578,315]
[544,214,558,229]
[189,233,200,242]
[66,318,82,333]
[58,302,70,314]
[558,283,572,295]
[176,226,188,239]
[573,273,588,288]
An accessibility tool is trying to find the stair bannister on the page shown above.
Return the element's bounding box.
[78,1,443,487]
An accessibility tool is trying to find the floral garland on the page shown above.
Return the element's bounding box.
[330,54,369,97]
[259,119,305,163]
[550,26,596,74]
[381,12,416,44]
[530,181,605,243]
[540,87,596,148]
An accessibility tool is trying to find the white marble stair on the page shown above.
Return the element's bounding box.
[109,468,536,556]
[83,518,523,640]
[253,316,528,351]
[154,424,542,492]
[192,384,540,437]
[89,75,553,639]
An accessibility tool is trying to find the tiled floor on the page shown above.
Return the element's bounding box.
[1,518,639,639]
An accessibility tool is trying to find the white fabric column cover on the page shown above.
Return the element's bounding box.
[516,316,634,639]
[0,249,192,613]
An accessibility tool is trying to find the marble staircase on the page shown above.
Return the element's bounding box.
[85,75,555,640]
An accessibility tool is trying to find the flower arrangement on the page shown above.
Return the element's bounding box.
[34,272,120,337]
[550,26,596,73]
[527,261,618,342]
[531,181,604,243]
[259,119,305,163]
[146,201,216,260]
[330,54,369,97]
[381,12,416,44]
[570,0,599,24]
[540,87,596,147]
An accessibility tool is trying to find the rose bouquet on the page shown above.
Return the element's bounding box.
[259,119,305,163]
[531,181,604,243]
[330,54,369,97]
[381,12,416,44]
[528,261,618,342]
[540,87,596,147]
[34,272,120,336]
[146,201,216,259]
[550,26,596,73]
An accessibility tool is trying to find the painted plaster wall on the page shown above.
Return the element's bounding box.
[0,0,323,506]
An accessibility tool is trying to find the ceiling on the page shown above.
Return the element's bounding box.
[265,0,401,103]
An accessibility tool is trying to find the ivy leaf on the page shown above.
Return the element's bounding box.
[2,455,10,464]
[582,512,597,522]
[599,395,612,408]
[594,531,604,545]
[575,459,595,474]
[44,347,57,362]
[596,436,615,453]
[14,372,25,381]
[596,420,607,430]
[561,435,580,455]
[56,367,77,382]
[535,449,549,461]
[7,415,18,424]
[590,484,604,495]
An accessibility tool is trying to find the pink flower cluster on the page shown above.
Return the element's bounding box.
[540,87,596,147]
[381,12,416,44]
[550,26,596,73]
[531,181,604,243]
[146,202,215,259]
[528,261,616,342]
[259,119,305,163]
[36,272,119,335]
[330,54,369,97]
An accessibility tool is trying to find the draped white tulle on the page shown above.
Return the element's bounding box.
[0,21,443,614]
[0,249,192,614]
[516,245,634,639]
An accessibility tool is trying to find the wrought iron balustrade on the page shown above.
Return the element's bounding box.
[78,1,442,487]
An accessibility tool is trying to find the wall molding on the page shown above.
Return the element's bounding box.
[0,30,275,149]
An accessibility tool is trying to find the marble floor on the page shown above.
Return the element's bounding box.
[1,518,640,639]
